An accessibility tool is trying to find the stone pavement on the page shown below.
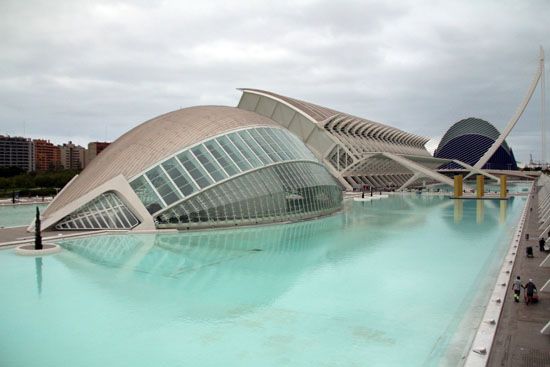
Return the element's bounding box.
[487,192,550,367]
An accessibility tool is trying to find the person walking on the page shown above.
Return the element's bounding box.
[523,279,538,305]
[512,276,523,303]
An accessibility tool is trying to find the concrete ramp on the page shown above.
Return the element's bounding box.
[380,152,455,189]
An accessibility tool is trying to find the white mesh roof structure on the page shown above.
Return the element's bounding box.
[437,117,512,153]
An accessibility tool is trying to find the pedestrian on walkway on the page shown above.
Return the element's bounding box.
[539,237,546,252]
[512,276,523,303]
[523,279,538,305]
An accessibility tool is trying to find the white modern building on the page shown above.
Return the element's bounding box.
[38,106,343,231]
[237,89,453,190]
[38,89,473,232]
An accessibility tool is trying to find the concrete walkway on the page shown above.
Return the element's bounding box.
[487,193,550,366]
[0,226,106,248]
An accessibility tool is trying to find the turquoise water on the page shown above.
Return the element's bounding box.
[0,195,525,367]
[0,203,48,228]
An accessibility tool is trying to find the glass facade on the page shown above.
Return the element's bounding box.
[127,126,342,229]
[55,192,140,230]
[129,127,320,214]
[155,162,342,229]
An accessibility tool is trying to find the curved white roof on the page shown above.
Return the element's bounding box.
[44,106,279,217]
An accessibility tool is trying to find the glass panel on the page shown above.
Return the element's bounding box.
[237,130,272,164]
[86,215,100,228]
[204,140,240,176]
[79,217,92,228]
[121,207,138,226]
[216,135,253,171]
[154,162,342,229]
[110,212,124,228]
[161,158,197,197]
[93,212,109,228]
[116,209,131,228]
[130,176,165,213]
[55,192,141,231]
[191,145,227,182]
[227,132,262,167]
[145,166,181,205]
[177,151,213,189]
[281,130,316,160]
[248,128,283,162]
[261,128,292,160]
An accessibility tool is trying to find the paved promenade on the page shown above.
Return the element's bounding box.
[487,193,550,366]
[0,226,100,248]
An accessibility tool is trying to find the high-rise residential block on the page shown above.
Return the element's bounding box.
[0,135,35,172]
[59,141,85,170]
[85,141,110,166]
[34,139,61,171]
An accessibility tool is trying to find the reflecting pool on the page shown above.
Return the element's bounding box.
[0,195,525,366]
[0,203,47,228]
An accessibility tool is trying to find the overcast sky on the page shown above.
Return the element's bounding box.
[1,0,549,164]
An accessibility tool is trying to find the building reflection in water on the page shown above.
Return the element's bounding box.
[58,220,337,319]
[57,195,514,320]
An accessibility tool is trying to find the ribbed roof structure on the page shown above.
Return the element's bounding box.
[242,88,429,149]
[237,88,450,191]
[241,89,339,122]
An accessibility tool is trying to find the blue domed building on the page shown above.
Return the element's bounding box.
[434,118,518,170]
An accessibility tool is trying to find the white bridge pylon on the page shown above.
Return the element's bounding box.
[465,47,545,179]
[451,159,500,182]
[378,152,468,191]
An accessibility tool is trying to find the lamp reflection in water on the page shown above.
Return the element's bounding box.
[453,199,463,224]
[476,200,484,224]
[499,200,508,224]
[35,257,42,296]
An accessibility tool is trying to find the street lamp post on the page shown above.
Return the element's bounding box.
[34,207,42,250]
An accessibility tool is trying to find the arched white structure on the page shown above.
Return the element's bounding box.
[466,48,545,178]
[37,106,343,232]
[238,89,451,190]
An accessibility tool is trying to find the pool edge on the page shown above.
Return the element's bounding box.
[462,182,534,367]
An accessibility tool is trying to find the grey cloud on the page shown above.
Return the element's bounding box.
[0,0,549,163]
